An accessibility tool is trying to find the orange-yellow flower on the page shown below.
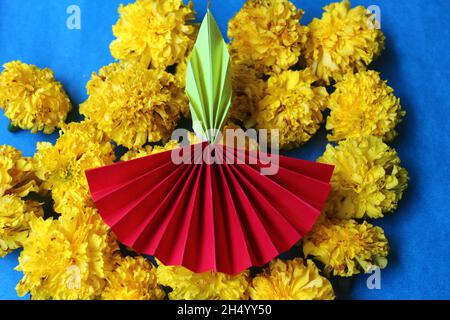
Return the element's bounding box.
[80,62,187,149]
[254,69,328,149]
[305,0,385,84]
[303,218,389,277]
[110,0,197,69]
[228,0,308,75]
[250,259,334,300]
[0,61,71,133]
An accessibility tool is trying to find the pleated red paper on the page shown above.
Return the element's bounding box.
[85,143,334,275]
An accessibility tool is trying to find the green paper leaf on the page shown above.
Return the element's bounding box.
[186,10,232,143]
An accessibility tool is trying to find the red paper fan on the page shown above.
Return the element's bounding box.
[86,143,334,274]
[85,11,334,275]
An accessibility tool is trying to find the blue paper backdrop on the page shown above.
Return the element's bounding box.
[0,0,449,300]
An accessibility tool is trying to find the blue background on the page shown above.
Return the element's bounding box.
[0,0,449,300]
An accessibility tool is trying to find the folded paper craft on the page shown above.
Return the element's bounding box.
[85,11,334,274]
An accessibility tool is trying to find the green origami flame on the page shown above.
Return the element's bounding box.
[186,10,232,143]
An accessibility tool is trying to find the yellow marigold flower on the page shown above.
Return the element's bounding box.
[327,70,405,142]
[305,0,385,84]
[157,263,250,300]
[175,55,196,118]
[0,145,41,198]
[221,123,259,151]
[303,218,389,277]
[175,57,188,88]
[121,127,257,162]
[174,57,191,118]
[318,136,409,219]
[229,62,266,126]
[102,256,165,300]
[0,195,43,257]
[228,0,308,75]
[249,258,334,300]
[33,121,115,216]
[0,145,44,257]
[16,207,118,300]
[121,133,200,161]
[110,0,197,69]
[254,69,328,150]
[0,61,71,134]
[121,142,180,162]
[80,61,187,149]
